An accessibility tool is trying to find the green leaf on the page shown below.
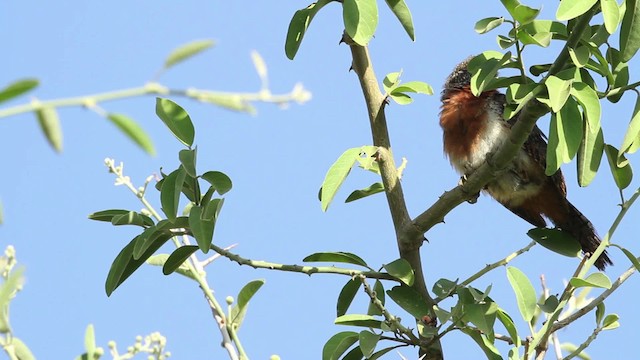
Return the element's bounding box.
[367,280,385,316]
[162,245,199,275]
[107,113,156,156]
[433,305,452,324]
[464,302,498,337]
[556,0,597,20]
[201,171,233,195]
[35,106,63,152]
[322,331,359,360]
[513,4,541,24]
[568,45,591,68]
[0,267,24,333]
[517,30,552,47]
[596,302,606,325]
[179,148,198,178]
[620,0,640,61]
[105,233,173,296]
[433,278,458,298]
[164,39,214,69]
[382,258,414,286]
[386,285,430,319]
[577,121,604,186]
[230,279,265,329]
[611,243,640,270]
[303,252,369,268]
[571,82,601,132]
[602,313,620,330]
[607,48,629,103]
[601,0,621,33]
[12,337,35,360]
[83,324,96,360]
[203,197,224,221]
[468,51,511,96]
[619,94,640,158]
[383,71,402,94]
[369,347,396,360]
[335,314,382,329]
[160,167,187,220]
[506,267,537,322]
[496,309,520,347]
[604,144,633,190]
[285,0,333,60]
[389,92,412,105]
[460,327,503,360]
[155,98,195,147]
[337,279,362,317]
[132,223,180,260]
[0,78,38,104]
[384,0,415,40]
[342,346,364,360]
[189,205,214,253]
[345,182,384,203]
[359,330,380,358]
[89,209,133,222]
[343,0,379,45]
[538,295,559,313]
[475,17,505,34]
[527,228,582,257]
[321,147,362,211]
[546,97,583,175]
[545,75,573,113]
[111,211,154,227]
[570,272,612,289]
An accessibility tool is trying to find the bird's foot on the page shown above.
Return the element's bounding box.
[459,175,480,204]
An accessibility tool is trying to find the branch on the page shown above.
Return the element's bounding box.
[209,243,397,281]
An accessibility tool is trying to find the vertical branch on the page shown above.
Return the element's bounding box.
[344,34,442,359]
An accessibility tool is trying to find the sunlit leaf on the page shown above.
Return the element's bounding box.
[603,313,620,330]
[343,0,379,45]
[164,39,214,69]
[321,147,361,211]
[386,285,430,319]
[230,279,265,329]
[601,0,621,33]
[384,0,415,40]
[620,0,640,61]
[367,280,385,316]
[322,331,359,360]
[382,258,414,286]
[285,0,334,60]
[359,330,380,358]
[556,0,598,20]
[337,279,361,317]
[155,98,195,147]
[107,113,156,156]
[475,17,505,34]
[0,78,38,104]
[570,272,612,289]
[506,267,537,322]
[303,252,369,268]
[35,106,63,152]
[334,314,382,328]
[604,144,633,189]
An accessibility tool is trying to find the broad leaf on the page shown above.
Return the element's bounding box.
[155,98,195,147]
[386,285,430,319]
[475,17,505,34]
[337,279,362,317]
[285,0,334,60]
[321,147,362,211]
[322,331,359,360]
[343,0,379,45]
[189,205,215,253]
[230,279,265,329]
[179,148,198,178]
[160,167,187,220]
[577,122,604,186]
[201,171,233,195]
[382,258,414,286]
[556,0,598,20]
[303,252,369,268]
[359,330,380,358]
[163,245,199,275]
[604,144,633,190]
[367,280,385,316]
[527,228,581,257]
[601,0,621,33]
[570,272,612,289]
[334,314,382,329]
[506,267,537,322]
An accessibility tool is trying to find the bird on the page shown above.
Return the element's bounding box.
[438,57,612,270]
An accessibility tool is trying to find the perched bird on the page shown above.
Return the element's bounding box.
[439,57,612,270]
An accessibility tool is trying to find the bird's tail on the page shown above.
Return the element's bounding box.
[560,203,612,271]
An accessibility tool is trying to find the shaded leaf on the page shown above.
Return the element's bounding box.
[384,0,415,40]
[603,313,620,330]
[201,171,233,195]
[359,330,380,358]
[36,106,63,152]
[337,279,362,317]
[386,285,430,319]
[596,302,606,325]
[179,148,198,178]
[619,94,640,158]
[475,17,505,34]
[345,182,384,203]
[460,327,502,360]
[527,228,581,257]
[160,167,186,221]
[155,98,195,147]
[111,211,154,227]
[620,0,640,61]
[577,122,604,186]
[545,75,573,113]
[164,39,214,69]
[89,209,133,222]
[571,82,601,132]
[0,78,38,104]
[506,266,537,322]
[433,278,458,298]
[343,0,379,45]
[367,280,385,316]
[303,252,369,268]
[468,51,511,96]
[107,113,156,155]
[163,245,199,275]
[496,309,520,347]
[334,314,382,329]
[539,295,559,313]
[189,205,214,253]
[322,331,359,360]
[604,144,633,189]
[611,243,640,270]
[285,0,333,60]
[546,97,583,175]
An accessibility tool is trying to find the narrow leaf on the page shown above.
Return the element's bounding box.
[545,75,572,112]
[611,244,640,270]
[596,302,606,325]
[155,98,195,147]
[460,327,503,360]
[497,309,520,347]
[345,182,384,203]
[285,0,333,60]
[321,147,361,211]
[475,17,505,34]
[384,0,415,40]
[367,280,385,316]
[160,167,186,220]
[84,324,96,359]
[577,122,604,186]
[334,314,382,329]
[164,39,214,69]
[604,144,633,189]
[229,279,265,329]
[163,245,199,275]
[107,113,155,155]
[303,252,369,268]
[35,106,63,152]
[89,209,133,222]
[11,338,35,360]
[179,148,198,178]
[506,267,537,322]
[337,279,362,317]
[189,205,214,253]
[0,78,38,104]
[619,94,640,158]
[620,0,640,61]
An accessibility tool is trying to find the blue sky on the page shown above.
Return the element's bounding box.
[1,1,639,359]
